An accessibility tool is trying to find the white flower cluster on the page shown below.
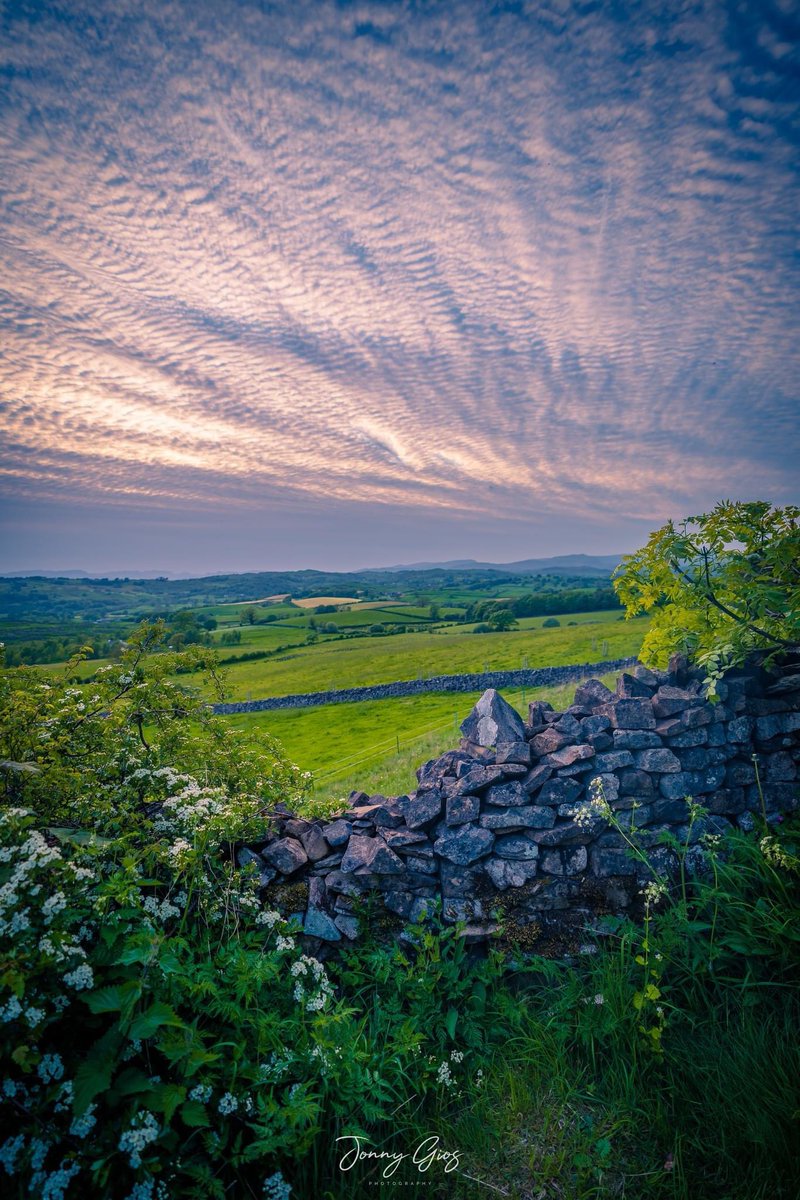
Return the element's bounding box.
[258,1051,294,1083]
[118,1110,160,1168]
[143,895,182,924]
[34,1159,81,1199]
[639,880,668,905]
[0,1134,24,1176]
[218,1092,238,1115]
[290,955,333,1013]
[436,1061,455,1088]
[125,1178,169,1200]
[37,1053,65,1083]
[63,964,94,991]
[0,829,64,938]
[573,778,613,829]
[263,1170,292,1200]
[188,1083,212,1103]
[255,909,282,928]
[69,1103,97,1138]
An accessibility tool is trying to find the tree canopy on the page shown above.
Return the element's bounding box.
[613,500,800,691]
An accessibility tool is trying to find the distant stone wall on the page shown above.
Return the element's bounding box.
[233,657,800,951]
[212,656,638,713]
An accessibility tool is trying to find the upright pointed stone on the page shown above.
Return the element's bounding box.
[460,689,526,748]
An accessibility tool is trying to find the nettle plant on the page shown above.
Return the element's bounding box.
[613,500,800,696]
[0,627,493,1199]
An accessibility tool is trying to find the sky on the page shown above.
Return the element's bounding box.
[0,0,798,576]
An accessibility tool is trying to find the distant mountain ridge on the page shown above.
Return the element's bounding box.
[370,553,623,576]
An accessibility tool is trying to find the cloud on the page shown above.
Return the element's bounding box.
[0,0,798,568]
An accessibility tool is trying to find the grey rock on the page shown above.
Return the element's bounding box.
[649,797,692,823]
[581,715,612,736]
[679,705,712,729]
[322,819,353,847]
[446,793,481,825]
[531,727,573,755]
[618,768,655,797]
[633,748,681,773]
[339,835,377,873]
[539,846,588,876]
[440,862,481,896]
[766,751,796,781]
[451,764,508,795]
[553,713,582,738]
[707,723,727,747]
[590,847,639,876]
[573,678,615,709]
[334,915,360,940]
[484,856,539,890]
[494,834,539,860]
[612,729,662,750]
[262,837,308,876]
[300,826,330,862]
[484,780,528,807]
[593,750,635,772]
[666,728,708,748]
[370,842,406,874]
[460,688,527,747]
[304,906,341,941]
[479,805,556,830]
[726,761,756,786]
[601,699,657,730]
[403,853,440,875]
[652,686,696,718]
[520,763,554,795]
[400,790,443,829]
[381,828,429,849]
[441,898,484,924]
[416,750,472,787]
[496,740,532,766]
[633,664,661,686]
[546,744,595,768]
[533,821,599,847]
[755,715,783,741]
[616,672,653,699]
[433,825,495,865]
[538,778,582,806]
[591,773,621,803]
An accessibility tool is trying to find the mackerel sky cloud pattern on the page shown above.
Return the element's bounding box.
[0,0,798,571]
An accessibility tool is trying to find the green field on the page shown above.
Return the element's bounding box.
[214,608,644,699]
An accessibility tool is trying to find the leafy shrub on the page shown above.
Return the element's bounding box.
[541,617,560,628]
[613,500,800,690]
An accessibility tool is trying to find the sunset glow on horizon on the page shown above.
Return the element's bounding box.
[1,0,798,574]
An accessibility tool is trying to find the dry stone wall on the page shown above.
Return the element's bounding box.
[211,656,637,713]
[235,657,800,950]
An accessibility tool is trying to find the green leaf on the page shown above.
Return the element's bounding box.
[73,1027,124,1115]
[445,1007,458,1039]
[128,1001,184,1041]
[180,1100,211,1128]
[84,981,142,1016]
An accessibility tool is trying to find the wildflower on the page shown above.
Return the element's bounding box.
[263,1171,292,1200]
[640,880,668,905]
[218,1092,238,1115]
[25,1006,46,1027]
[450,1049,464,1063]
[0,995,22,1023]
[0,1135,24,1176]
[69,1104,97,1138]
[37,1054,65,1083]
[63,964,94,991]
[436,1061,455,1087]
[594,993,605,1006]
[39,1160,80,1199]
[188,1084,212,1103]
[119,1111,160,1168]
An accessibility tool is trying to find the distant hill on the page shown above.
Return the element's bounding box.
[372,554,622,577]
